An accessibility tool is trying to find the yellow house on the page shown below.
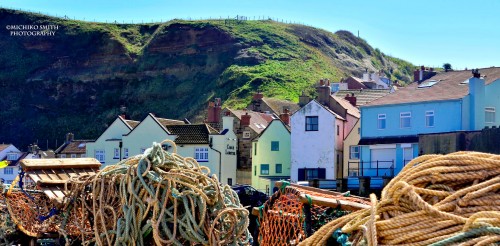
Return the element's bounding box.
[86,116,139,166]
[120,113,237,185]
[343,120,361,178]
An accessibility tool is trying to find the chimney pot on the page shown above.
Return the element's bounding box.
[241,112,251,128]
[279,109,290,125]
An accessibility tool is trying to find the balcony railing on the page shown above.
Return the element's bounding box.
[347,160,394,177]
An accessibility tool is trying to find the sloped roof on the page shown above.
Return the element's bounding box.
[125,120,140,129]
[292,99,345,120]
[229,109,276,134]
[56,140,91,154]
[156,117,185,126]
[1,152,28,166]
[0,144,11,152]
[334,89,391,106]
[330,96,360,118]
[261,97,301,114]
[252,119,290,142]
[365,67,500,107]
[164,124,218,144]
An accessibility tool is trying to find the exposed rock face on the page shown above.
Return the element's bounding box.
[0,9,413,149]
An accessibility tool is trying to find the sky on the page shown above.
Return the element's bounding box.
[2,0,499,70]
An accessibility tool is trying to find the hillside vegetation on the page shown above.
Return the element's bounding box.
[0,9,414,148]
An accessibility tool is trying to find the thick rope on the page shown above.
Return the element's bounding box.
[300,151,500,246]
[1,140,251,245]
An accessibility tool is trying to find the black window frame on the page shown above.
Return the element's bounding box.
[271,141,279,151]
[305,116,319,131]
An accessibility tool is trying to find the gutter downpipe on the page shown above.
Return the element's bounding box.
[209,137,222,181]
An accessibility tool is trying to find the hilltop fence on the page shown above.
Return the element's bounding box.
[0,6,309,26]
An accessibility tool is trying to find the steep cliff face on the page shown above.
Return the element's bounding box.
[0,9,414,149]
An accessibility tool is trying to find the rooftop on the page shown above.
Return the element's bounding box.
[56,140,92,154]
[334,89,391,106]
[330,96,360,118]
[164,124,218,144]
[229,109,275,134]
[261,97,301,114]
[364,67,500,107]
[0,144,12,152]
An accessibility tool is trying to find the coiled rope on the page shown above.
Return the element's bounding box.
[2,140,251,245]
[300,151,500,246]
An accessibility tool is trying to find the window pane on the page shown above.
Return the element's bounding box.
[260,164,269,175]
[271,141,279,151]
[276,164,282,173]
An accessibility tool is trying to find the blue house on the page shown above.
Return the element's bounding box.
[350,67,500,181]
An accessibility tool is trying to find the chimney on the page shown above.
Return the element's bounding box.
[413,69,420,82]
[207,98,222,124]
[469,69,485,130]
[279,107,290,125]
[240,112,251,128]
[299,91,311,107]
[222,116,234,132]
[252,91,264,112]
[316,79,331,105]
[362,71,369,82]
[120,114,126,119]
[344,93,357,107]
[65,133,74,143]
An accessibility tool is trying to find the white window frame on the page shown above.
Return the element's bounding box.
[485,107,496,124]
[400,112,411,128]
[124,148,129,158]
[70,154,77,158]
[4,168,13,175]
[60,154,66,158]
[195,147,209,162]
[243,131,251,139]
[350,146,360,160]
[95,150,105,163]
[6,153,18,161]
[425,110,435,127]
[377,114,386,129]
[114,148,120,159]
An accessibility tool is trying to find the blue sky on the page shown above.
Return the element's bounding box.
[2,0,499,69]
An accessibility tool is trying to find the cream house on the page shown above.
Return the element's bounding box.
[92,113,237,185]
[86,116,140,166]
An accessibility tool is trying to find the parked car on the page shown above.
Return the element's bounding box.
[231,184,269,208]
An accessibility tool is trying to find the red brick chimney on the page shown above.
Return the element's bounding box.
[279,108,290,125]
[206,99,222,123]
[344,93,357,107]
[240,112,251,128]
[120,114,126,119]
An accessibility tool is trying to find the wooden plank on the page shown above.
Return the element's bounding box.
[20,158,101,170]
[298,194,370,211]
[275,181,369,201]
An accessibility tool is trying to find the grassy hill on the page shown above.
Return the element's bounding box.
[0,9,414,149]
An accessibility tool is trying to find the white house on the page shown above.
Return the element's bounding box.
[0,144,25,184]
[89,113,238,185]
[86,115,140,166]
[290,100,345,182]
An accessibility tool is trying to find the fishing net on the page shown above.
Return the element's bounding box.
[301,151,500,246]
[256,182,370,246]
[1,140,251,245]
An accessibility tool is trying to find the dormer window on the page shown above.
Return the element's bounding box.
[418,80,439,88]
